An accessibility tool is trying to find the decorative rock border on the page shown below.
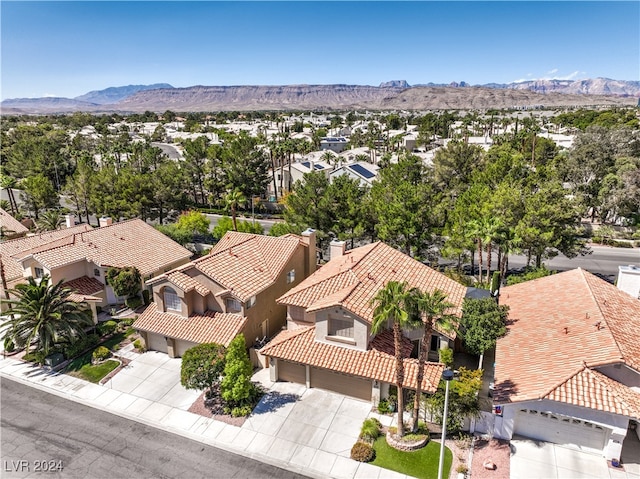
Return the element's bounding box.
[386,431,429,451]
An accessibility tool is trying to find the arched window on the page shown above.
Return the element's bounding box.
[164,287,181,311]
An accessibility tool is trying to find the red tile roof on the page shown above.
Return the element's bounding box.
[278,242,467,333]
[495,268,640,414]
[261,327,444,392]
[544,367,640,419]
[15,219,192,277]
[191,231,305,301]
[158,271,209,296]
[62,276,104,295]
[0,208,28,236]
[133,304,247,347]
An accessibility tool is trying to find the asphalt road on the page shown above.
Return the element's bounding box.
[0,378,308,479]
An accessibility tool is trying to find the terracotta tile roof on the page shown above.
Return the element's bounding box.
[278,242,467,331]
[1,224,93,283]
[545,367,640,419]
[163,271,209,296]
[192,232,304,301]
[261,327,444,392]
[0,208,28,235]
[16,219,192,277]
[495,268,640,410]
[133,304,247,347]
[62,276,104,295]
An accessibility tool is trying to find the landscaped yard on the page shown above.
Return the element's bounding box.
[68,359,120,383]
[371,436,452,479]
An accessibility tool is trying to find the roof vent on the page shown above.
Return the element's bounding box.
[594,321,602,331]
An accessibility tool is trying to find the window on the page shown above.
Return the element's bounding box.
[34,267,45,279]
[226,297,242,313]
[94,268,100,277]
[286,269,295,284]
[246,296,256,309]
[164,287,181,311]
[329,316,354,338]
[430,335,439,352]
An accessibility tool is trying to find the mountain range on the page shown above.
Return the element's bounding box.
[2,78,638,114]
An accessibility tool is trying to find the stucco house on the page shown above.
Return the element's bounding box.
[133,230,316,357]
[0,219,192,321]
[260,240,473,404]
[492,268,640,462]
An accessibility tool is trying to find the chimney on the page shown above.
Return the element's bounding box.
[65,214,75,228]
[301,228,317,277]
[330,240,346,260]
[99,216,113,228]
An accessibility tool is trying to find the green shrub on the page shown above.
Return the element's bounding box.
[126,296,142,310]
[439,348,454,368]
[377,398,392,414]
[142,289,150,305]
[97,320,118,336]
[506,265,555,285]
[350,441,375,462]
[230,405,253,417]
[4,337,15,353]
[360,418,382,442]
[63,334,99,358]
[133,339,146,352]
[92,346,111,362]
[23,350,47,364]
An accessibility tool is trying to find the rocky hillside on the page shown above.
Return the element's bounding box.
[75,83,174,104]
[504,78,640,97]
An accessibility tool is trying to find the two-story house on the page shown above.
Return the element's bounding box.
[133,229,316,357]
[492,268,640,463]
[260,240,471,404]
[1,218,191,321]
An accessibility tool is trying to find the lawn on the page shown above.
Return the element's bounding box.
[371,436,452,479]
[68,359,120,383]
[64,329,134,373]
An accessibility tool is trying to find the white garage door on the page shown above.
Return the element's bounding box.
[146,333,167,354]
[175,339,198,358]
[311,367,371,401]
[278,360,306,384]
[514,408,608,453]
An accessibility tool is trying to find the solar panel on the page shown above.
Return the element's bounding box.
[348,163,376,179]
[301,161,310,169]
[314,164,323,170]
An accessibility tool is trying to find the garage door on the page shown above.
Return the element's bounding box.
[514,408,608,453]
[278,360,306,384]
[146,333,167,353]
[175,339,198,358]
[311,367,371,401]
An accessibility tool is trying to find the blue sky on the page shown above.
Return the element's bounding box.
[1,1,638,99]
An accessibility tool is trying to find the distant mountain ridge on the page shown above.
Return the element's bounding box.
[1,78,638,114]
[74,83,174,104]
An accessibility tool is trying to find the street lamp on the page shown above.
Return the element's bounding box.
[437,368,455,479]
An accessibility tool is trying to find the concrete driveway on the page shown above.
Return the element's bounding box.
[242,370,374,477]
[511,437,640,479]
[103,351,200,410]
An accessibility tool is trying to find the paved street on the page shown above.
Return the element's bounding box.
[0,378,308,479]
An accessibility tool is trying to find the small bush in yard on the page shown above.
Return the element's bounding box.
[133,339,146,352]
[231,405,253,417]
[92,346,111,362]
[98,320,118,336]
[351,441,375,462]
[456,464,469,474]
[63,334,99,358]
[360,418,382,442]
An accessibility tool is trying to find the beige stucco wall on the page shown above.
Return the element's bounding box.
[314,307,369,350]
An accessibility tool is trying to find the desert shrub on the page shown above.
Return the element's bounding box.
[377,398,392,414]
[457,464,469,474]
[133,339,146,352]
[97,320,118,336]
[350,441,375,462]
[360,418,382,442]
[92,346,111,362]
[63,334,99,358]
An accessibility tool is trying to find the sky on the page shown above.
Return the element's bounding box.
[1,1,639,100]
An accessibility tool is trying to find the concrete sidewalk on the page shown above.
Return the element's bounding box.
[0,356,412,479]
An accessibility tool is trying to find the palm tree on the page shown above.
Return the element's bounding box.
[0,174,19,216]
[407,288,455,432]
[36,209,63,232]
[1,275,93,356]
[371,281,412,438]
[225,189,247,231]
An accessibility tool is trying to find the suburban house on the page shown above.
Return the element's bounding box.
[133,229,316,357]
[260,240,472,404]
[267,158,333,200]
[0,207,29,239]
[329,161,380,188]
[617,264,640,299]
[492,268,640,462]
[0,219,192,321]
[320,136,349,153]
